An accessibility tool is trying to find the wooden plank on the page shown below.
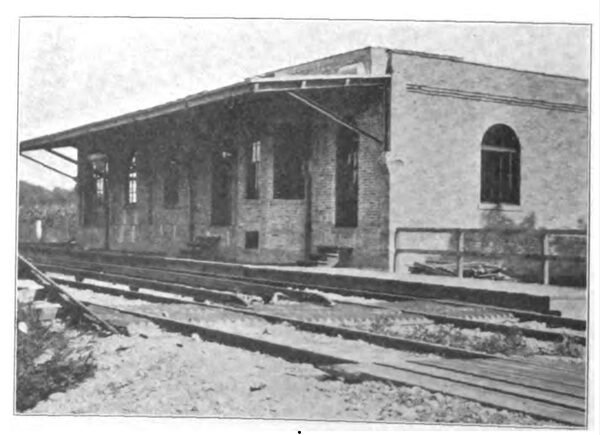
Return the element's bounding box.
[395,248,585,262]
[37,263,250,307]
[415,359,585,398]
[22,245,584,329]
[322,363,585,426]
[19,256,119,334]
[44,268,503,360]
[39,258,334,306]
[287,91,384,145]
[83,298,584,425]
[468,359,585,386]
[20,154,76,181]
[54,278,197,306]
[85,302,353,367]
[376,360,584,411]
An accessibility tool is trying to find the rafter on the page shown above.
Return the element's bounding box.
[20,153,76,181]
[46,148,78,165]
[286,92,384,145]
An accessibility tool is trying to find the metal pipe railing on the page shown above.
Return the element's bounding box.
[393,227,587,284]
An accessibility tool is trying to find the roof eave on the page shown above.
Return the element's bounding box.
[19,75,389,152]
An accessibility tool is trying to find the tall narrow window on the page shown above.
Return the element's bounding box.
[211,150,233,226]
[94,170,104,201]
[126,152,138,204]
[335,125,359,227]
[246,141,261,199]
[273,124,305,199]
[92,158,108,202]
[164,159,180,208]
[84,153,108,226]
[480,124,521,205]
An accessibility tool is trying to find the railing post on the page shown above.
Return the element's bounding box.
[541,231,550,285]
[456,229,464,278]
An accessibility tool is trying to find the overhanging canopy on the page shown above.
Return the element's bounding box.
[20,74,389,152]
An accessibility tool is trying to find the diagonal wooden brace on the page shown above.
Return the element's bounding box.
[286,91,384,145]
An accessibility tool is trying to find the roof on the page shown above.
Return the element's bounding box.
[19,74,389,151]
[20,45,588,151]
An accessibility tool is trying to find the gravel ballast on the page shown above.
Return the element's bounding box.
[18,280,571,426]
[25,321,561,426]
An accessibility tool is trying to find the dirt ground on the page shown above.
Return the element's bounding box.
[19,280,568,426]
[23,322,559,426]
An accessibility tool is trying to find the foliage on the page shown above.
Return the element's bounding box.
[18,181,77,242]
[19,180,76,207]
[16,303,96,412]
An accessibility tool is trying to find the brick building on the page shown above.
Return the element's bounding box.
[20,47,589,271]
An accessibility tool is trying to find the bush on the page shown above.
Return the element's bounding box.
[16,303,97,412]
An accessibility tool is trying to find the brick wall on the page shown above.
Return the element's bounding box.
[309,92,389,268]
[271,46,388,77]
[75,89,390,268]
[388,53,589,272]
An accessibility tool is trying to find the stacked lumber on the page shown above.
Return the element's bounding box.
[409,261,515,281]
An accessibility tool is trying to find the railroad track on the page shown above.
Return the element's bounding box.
[26,252,586,345]
[21,245,586,329]
[18,250,587,426]
[50,280,585,426]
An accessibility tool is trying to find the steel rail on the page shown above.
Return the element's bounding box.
[49,259,585,345]
[24,248,586,331]
[35,259,333,306]
[37,263,251,307]
[81,299,585,426]
[54,276,585,364]
[54,277,494,359]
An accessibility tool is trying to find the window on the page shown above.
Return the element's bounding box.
[335,125,359,227]
[164,159,180,207]
[92,158,108,201]
[246,141,261,199]
[245,231,259,249]
[94,170,105,201]
[480,124,521,205]
[211,150,234,226]
[126,152,138,204]
[273,124,305,199]
[84,153,108,226]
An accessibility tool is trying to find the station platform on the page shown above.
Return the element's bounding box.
[244,264,588,320]
[18,243,588,320]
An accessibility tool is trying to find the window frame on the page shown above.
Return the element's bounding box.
[163,158,180,209]
[126,151,138,205]
[246,141,261,200]
[480,124,521,206]
[84,154,109,227]
[244,230,259,249]
[335,124,360,228]
[273,124,305,200]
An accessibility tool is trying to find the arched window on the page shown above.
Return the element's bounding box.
[480,124,520,205]
[126,152,138,204]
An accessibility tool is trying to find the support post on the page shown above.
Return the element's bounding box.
[456,229,465,278]
[541,232,550,285]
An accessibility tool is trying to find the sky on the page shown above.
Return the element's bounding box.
[17,18,591,190]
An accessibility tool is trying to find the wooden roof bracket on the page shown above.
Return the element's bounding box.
[286,91,384,145]
[46,148,78,165]
[20,152,76,181]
